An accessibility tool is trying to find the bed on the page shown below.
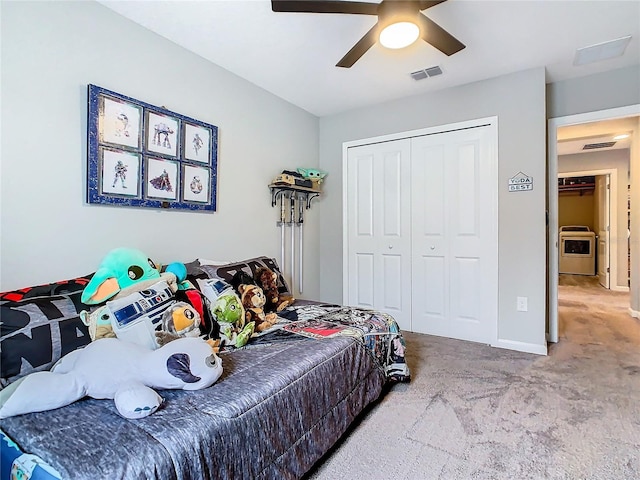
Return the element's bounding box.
[0,256,409,480]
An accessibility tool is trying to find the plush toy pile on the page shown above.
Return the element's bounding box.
[0,247,295,420]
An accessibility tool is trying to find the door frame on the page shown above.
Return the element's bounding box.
[557,169,617,288]
[548,104,639,343]
[342,116,498,344]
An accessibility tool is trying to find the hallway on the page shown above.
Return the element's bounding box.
[555,273,639,353]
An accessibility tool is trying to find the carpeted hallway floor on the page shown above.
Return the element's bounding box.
[306,275,640,480]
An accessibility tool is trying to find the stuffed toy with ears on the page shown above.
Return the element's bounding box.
[0,337,223,420]
[297,167,327,187]
[81,248,164,305]
[238,284,278,332]
[255,267,294,314]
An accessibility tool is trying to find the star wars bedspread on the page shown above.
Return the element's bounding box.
[267,302,410,383]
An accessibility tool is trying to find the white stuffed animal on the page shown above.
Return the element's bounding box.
[0,337,223,420]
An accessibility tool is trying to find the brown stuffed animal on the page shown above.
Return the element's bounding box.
[255,267,294,313]
[238,284,278,332]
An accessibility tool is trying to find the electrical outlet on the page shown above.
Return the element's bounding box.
[517,296,528,312]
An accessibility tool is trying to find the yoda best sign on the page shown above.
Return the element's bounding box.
[508,172,533,192]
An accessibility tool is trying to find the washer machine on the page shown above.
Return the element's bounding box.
[559,226,597,275]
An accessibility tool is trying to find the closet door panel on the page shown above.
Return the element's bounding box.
[411,141,448,334]
[346,139,412,330]
[355,253,374,307]
[411,128,496,343]
[382,253,403,311]
[451,256,480,322]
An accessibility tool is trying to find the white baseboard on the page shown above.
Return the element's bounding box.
[492,339,548,356]
[629,308,640,319]
[611,285,630,293]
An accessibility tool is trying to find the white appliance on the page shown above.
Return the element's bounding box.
[559,226,597,275]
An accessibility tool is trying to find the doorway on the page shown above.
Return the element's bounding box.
[548,105,639,343]
[557,171,616,289]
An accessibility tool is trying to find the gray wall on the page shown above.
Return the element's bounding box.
[319,68,547,349]
[547,66,640,118]
[0,1,320,295]
[559,150,630,289]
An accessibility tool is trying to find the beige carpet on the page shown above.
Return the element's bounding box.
[306,275,640,480]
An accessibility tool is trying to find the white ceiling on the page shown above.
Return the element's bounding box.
[98,0,640,118]
[558,117,636,156]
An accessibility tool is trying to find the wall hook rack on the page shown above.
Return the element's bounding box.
[269,183,321,295]
[269,184,320,209]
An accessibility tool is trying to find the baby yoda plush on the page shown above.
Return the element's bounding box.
[0,337,223,420]
[81,248,163,305]
[297,167,327,187]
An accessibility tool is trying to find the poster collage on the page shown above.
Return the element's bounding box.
[87,84,218,212]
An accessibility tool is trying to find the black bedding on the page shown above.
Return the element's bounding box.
[1,335,386,480]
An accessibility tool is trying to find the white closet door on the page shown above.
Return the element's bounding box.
[410,127,497,343]
[346,139,412,330]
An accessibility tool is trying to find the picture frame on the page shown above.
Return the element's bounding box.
[98,96,142,150]
[146,111,179,158]
[183,122,212,164]
[182,164,211,203]
[87,84,218,212]
[145,157,179,201]
[99,147,141,198]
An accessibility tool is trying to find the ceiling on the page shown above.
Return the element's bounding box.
[558,117,637,156]
[98,0,640,118]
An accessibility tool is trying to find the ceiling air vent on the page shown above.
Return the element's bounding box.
[583,141,616,150]
[410,65,443,81]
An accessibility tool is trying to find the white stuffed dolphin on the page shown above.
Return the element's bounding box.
[0,337,223,419]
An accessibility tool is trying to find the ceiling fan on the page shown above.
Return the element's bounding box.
[271,0,465,68]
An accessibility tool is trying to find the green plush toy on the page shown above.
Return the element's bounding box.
[297,167,327,185]
[81,248,162,305]
[212,292,254,348]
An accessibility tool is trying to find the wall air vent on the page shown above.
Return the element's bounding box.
[583,141,616,150]
[410,65,443,81]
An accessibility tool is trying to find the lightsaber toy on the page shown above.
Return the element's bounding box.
[297,192,305,293]
[289,191,295,291]
[278,190,286,273]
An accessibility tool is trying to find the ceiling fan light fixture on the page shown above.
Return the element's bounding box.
[379,21,420,49]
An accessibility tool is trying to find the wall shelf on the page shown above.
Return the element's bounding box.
[268,183,321,208]
[558,176,595,196]
[558,184,595,195]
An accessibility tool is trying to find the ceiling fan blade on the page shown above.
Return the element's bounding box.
[271,0,378,15]
[336,23,379,68]
[416,13,465,56]
[418,0,447,10]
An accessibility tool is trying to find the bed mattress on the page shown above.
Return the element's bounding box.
[1,335,385,480]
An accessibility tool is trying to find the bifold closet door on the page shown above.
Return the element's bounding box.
[345,139,412,331]
[410,127,497,343]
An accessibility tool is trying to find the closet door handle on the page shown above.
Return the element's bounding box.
[430,245,435,250]
[388,245,394,249]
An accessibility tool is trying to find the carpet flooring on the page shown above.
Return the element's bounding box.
[306,275,640,480]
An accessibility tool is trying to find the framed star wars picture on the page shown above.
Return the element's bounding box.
[99,147,141,198]
[145,157,179,201]
[182,122,211,164]
[182,164,211,203]
[87,84,218,212]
